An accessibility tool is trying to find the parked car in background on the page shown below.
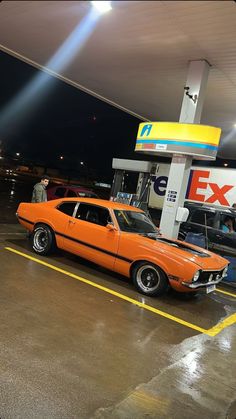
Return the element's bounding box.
[47,185,98,200]
[179,202,236,284]
[179,202,236,255]
[16,198,228,297]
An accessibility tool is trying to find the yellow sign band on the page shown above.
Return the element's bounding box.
[137,122,221,146]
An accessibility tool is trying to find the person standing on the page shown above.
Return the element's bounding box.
[31,175,50,203]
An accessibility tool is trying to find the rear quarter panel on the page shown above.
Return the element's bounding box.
[17,202,65,248]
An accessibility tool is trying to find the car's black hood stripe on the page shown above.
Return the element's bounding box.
[55,231,132,263]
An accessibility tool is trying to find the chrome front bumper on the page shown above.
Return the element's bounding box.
[181,277,223,289]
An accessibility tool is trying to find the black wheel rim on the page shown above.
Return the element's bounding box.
[34,229,48,251]
[136,265,160,292]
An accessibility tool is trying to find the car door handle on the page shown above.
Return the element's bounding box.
[215,234,223,239]
[68,219,76,225]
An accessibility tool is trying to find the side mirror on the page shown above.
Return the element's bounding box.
[106,223,117,231]
[176,207,189,223]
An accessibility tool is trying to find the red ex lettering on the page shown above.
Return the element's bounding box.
[188,170,234,205]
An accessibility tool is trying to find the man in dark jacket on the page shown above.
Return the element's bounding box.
[31,175,50,203]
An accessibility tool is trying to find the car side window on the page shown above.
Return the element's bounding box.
[55,187,66,198]
[67,189,77,197]
[189,210,216,227]
[57,202,76,216]
[75,203,111,226]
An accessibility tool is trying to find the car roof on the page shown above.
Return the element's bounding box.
[185,201,236,215]
[49,197,143,212]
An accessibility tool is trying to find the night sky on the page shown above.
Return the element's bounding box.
[0,50,150,183]
[0,50,232,184]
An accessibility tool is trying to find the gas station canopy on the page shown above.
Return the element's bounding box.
[0,1,236,156]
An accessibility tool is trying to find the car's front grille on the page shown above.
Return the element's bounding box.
[197,269,224,284]
[181,267,228,289]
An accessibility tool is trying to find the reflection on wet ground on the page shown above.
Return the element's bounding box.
[1,234,236,419]
[4,236,236,332]
[0,174,34,223]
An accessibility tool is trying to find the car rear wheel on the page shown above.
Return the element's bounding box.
[31,224,55,255]
[132,262,169,296]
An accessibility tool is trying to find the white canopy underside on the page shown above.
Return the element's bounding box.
[0,1,236,157]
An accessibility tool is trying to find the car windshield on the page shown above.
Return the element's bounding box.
[114,210,157,234]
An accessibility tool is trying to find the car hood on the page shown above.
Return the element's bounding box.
[137,233,228,270]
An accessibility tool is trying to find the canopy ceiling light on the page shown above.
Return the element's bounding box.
[91,1,112,13]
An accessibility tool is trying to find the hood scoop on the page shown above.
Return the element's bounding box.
[139,234,210,258]
[157,237,210,258]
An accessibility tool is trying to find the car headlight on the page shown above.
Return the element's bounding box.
[222,266,228,278]
[192,270,200,282]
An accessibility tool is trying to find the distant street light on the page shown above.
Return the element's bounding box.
[59,156,64,160]
[80,161,84,165]
[16,152,20,157]
[224,163,228,167]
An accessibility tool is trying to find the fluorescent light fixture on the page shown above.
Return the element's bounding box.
[91,1,112,13]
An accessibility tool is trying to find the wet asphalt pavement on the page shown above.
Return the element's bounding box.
[0,230,236,419]
[0,173,34,223]
[0,173,236,418]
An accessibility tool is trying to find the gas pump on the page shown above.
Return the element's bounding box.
[110,158,155,212]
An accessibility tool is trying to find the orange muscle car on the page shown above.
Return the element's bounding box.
[16,198,229,297]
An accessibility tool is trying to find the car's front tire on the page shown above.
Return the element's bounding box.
[132,262,169,297]
[31,224,55,255]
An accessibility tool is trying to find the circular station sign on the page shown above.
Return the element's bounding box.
[135,122,221,160]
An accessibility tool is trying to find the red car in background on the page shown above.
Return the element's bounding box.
[47,184,98,200]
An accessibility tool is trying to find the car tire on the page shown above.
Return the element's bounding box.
[31,224,56,255]
[132,262,169,297]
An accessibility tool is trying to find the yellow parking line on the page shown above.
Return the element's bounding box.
[5,246,236,336]
[207,313,236,337]
[216,288,236,298]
